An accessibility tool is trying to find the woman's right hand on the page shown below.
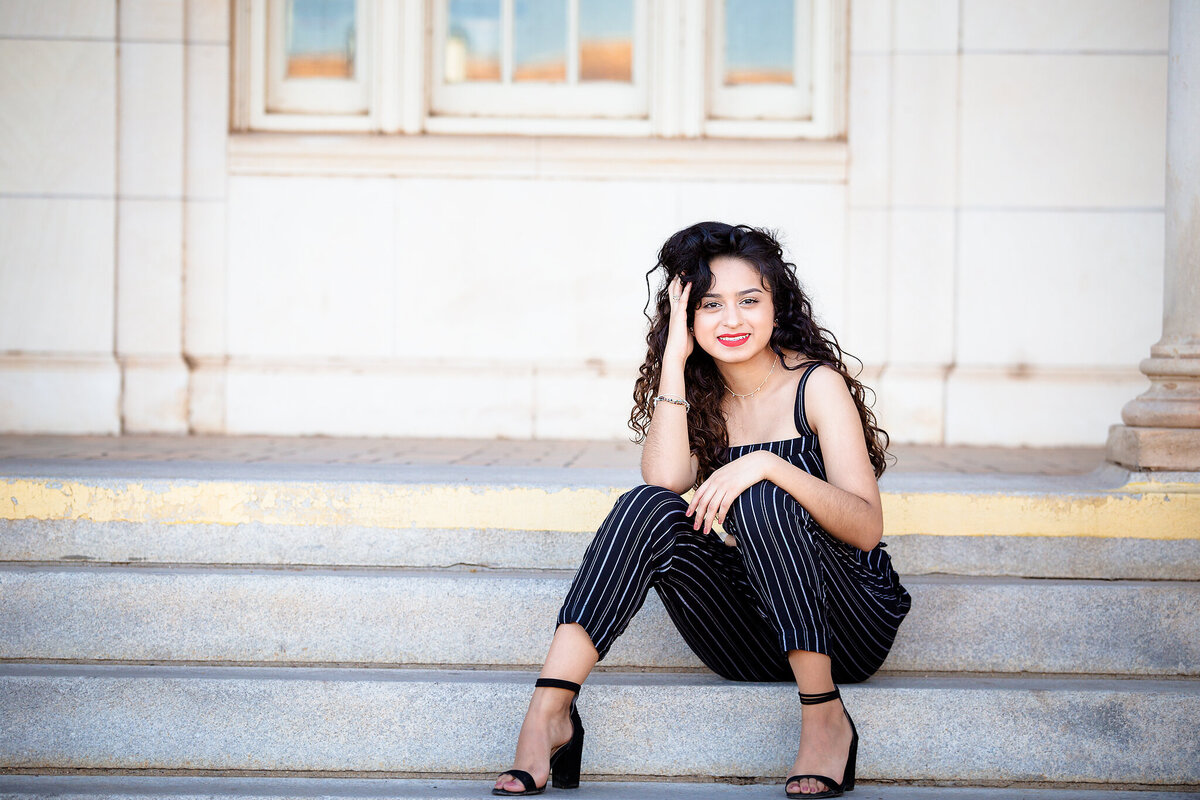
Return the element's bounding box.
[663,275,693,367]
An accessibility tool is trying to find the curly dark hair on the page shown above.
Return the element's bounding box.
[629,221,890,487]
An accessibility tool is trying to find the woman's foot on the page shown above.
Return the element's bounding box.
[494,686,577,794]
[785,697,854,795]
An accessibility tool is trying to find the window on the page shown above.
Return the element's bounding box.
[267,0,370,115]
[234,0,845,138]
[430,0,647,123]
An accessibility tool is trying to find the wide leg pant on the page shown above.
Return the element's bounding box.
[556,481,911,684]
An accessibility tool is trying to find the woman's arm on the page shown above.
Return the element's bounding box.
[686,365,883,551]
[640,277,700,493]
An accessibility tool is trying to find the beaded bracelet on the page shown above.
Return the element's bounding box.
[653,394,690,411]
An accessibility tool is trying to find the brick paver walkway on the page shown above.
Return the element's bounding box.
[0,434,1106,475]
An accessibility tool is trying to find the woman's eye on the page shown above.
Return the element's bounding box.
[741,298,758,305]
[702,301,721,309]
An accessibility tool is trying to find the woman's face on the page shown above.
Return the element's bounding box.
[691,256,775,364]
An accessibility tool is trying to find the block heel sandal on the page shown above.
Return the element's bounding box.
[493,678,585,796]
[785,687,858,799]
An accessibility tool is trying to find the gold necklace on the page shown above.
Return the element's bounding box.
[724,357,777,399]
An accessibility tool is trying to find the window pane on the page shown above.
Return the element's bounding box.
[286,0,356,79]
[579,0,633,82]
[447,0,502,82]
[724,0,794,85]
[513,0,567,82]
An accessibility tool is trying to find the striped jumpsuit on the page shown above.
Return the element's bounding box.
[557,362,912,683]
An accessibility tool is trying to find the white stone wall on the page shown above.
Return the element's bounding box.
[0,0,228,434]
[848,0,1167,445]
[0,0,1171,444]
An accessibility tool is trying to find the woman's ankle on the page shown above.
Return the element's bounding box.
[799,698,848,727]
[527,687,575,719]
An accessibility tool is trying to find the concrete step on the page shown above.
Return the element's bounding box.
[0,775,1195,800]
[1,665,1196,786]
[6,517,1200,581]
[2,566,1197,676]
[2,466,1198,580]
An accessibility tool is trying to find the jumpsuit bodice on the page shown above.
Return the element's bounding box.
[724,360,827,483]
[721,360,894,569]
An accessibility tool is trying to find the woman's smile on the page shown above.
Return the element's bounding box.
[692,255,776,367]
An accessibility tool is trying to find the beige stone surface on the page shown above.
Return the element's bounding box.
[185,43,228,201]
[0,358,120,434]
[226,176,395,359]
[956,211,1164,366]
[847,54,891,207]
[0,198,115,353]
[842,209,888,365]
[893,0,959,53]
[0,40,115,195]
[876,366,946,444]
[849,0,892,53]
[959,55,1167,208]
[888,210,955,364]
[0,0,115,39]
[186,0,230,43]
[0,433,1106,475]
[889,54,958,207]
[223,365,539,438]
[961,0,1169,52]
[947,368,1148,446]
[118,42,184,198]
[532,367,640,440]
[182,201,227,358]
[119,0,183,41]
[117,199,183,357]
[120,359,189,434]
[186,362,226,434]
[1107,424,1200,471]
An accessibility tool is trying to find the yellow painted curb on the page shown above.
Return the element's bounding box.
[3,478,1198,540]
[882,491,1200,539]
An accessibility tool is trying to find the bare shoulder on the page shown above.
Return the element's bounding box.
[806,363,848,388]
[801,364,856,435]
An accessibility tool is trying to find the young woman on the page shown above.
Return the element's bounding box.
[493,222,911,798]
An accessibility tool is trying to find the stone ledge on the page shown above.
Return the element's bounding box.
[2,471,1197,539]
[1,666,1197,784]
[1106,424,1200,470]
[1,568,1197,675]
[0,775,1193,800]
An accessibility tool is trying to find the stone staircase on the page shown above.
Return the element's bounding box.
[1,455,1198,798]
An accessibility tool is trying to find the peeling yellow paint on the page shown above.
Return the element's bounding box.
[2,478,1198,539]
[881,491,1200,538]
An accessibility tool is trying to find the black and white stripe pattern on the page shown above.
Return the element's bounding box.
[557,362,912,683]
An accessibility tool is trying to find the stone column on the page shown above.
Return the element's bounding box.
[1107,0,1200,471]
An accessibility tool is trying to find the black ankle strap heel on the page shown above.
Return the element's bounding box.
[785,687,858,799]
[535,678,581,693]
[798,688,841,705]
[493,678,586,796]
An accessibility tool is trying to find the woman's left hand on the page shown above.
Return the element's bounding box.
[686,451,778,535]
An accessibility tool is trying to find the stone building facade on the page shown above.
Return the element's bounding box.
[0,0,1176,445]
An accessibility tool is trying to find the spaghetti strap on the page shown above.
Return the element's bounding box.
[794,362,823,437]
